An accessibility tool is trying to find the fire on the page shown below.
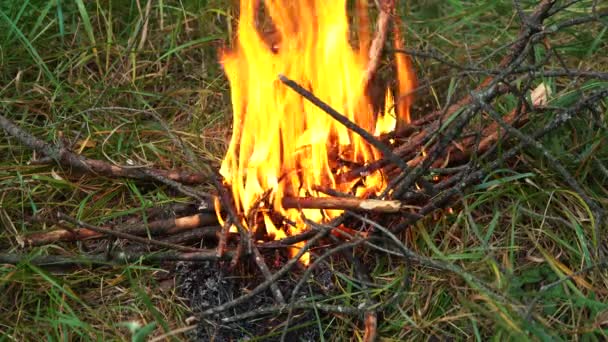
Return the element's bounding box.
[219,0,415,264]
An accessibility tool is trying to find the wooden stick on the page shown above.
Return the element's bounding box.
[24,213,219,246]
[363,311,378,342]
[0,250,234,267]
[281,196,416,213]
[362,0,394,85]
[57,213,204,253]
[252,243,286,305]
[126,227,223,253]
[0,112,210,185]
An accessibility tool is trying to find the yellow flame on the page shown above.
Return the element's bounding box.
[219,0,415,264]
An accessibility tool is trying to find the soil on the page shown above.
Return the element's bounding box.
[177,255,335,341]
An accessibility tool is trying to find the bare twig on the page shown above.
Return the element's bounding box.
[252,243,285,305]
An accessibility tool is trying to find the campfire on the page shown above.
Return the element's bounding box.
[217,0,416,263]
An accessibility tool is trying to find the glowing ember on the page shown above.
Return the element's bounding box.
[219,0,415,264]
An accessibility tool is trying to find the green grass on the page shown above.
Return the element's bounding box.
[1,0,607,340]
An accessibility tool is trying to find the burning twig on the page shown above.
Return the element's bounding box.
[278,74,409,172]
[216,218,232,258]
[257,229,320,249]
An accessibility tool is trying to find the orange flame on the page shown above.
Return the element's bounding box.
[219,0,415,264]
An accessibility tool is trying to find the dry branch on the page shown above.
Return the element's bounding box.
[151,226,222,247]
[252,243,286,305]
[0,249,234,267]
[392,88,608,234]
[362,0,393,86]
[0,112,210,185]
[57,213,204,253]
[282,196,416,213]
[24,213,219,247]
